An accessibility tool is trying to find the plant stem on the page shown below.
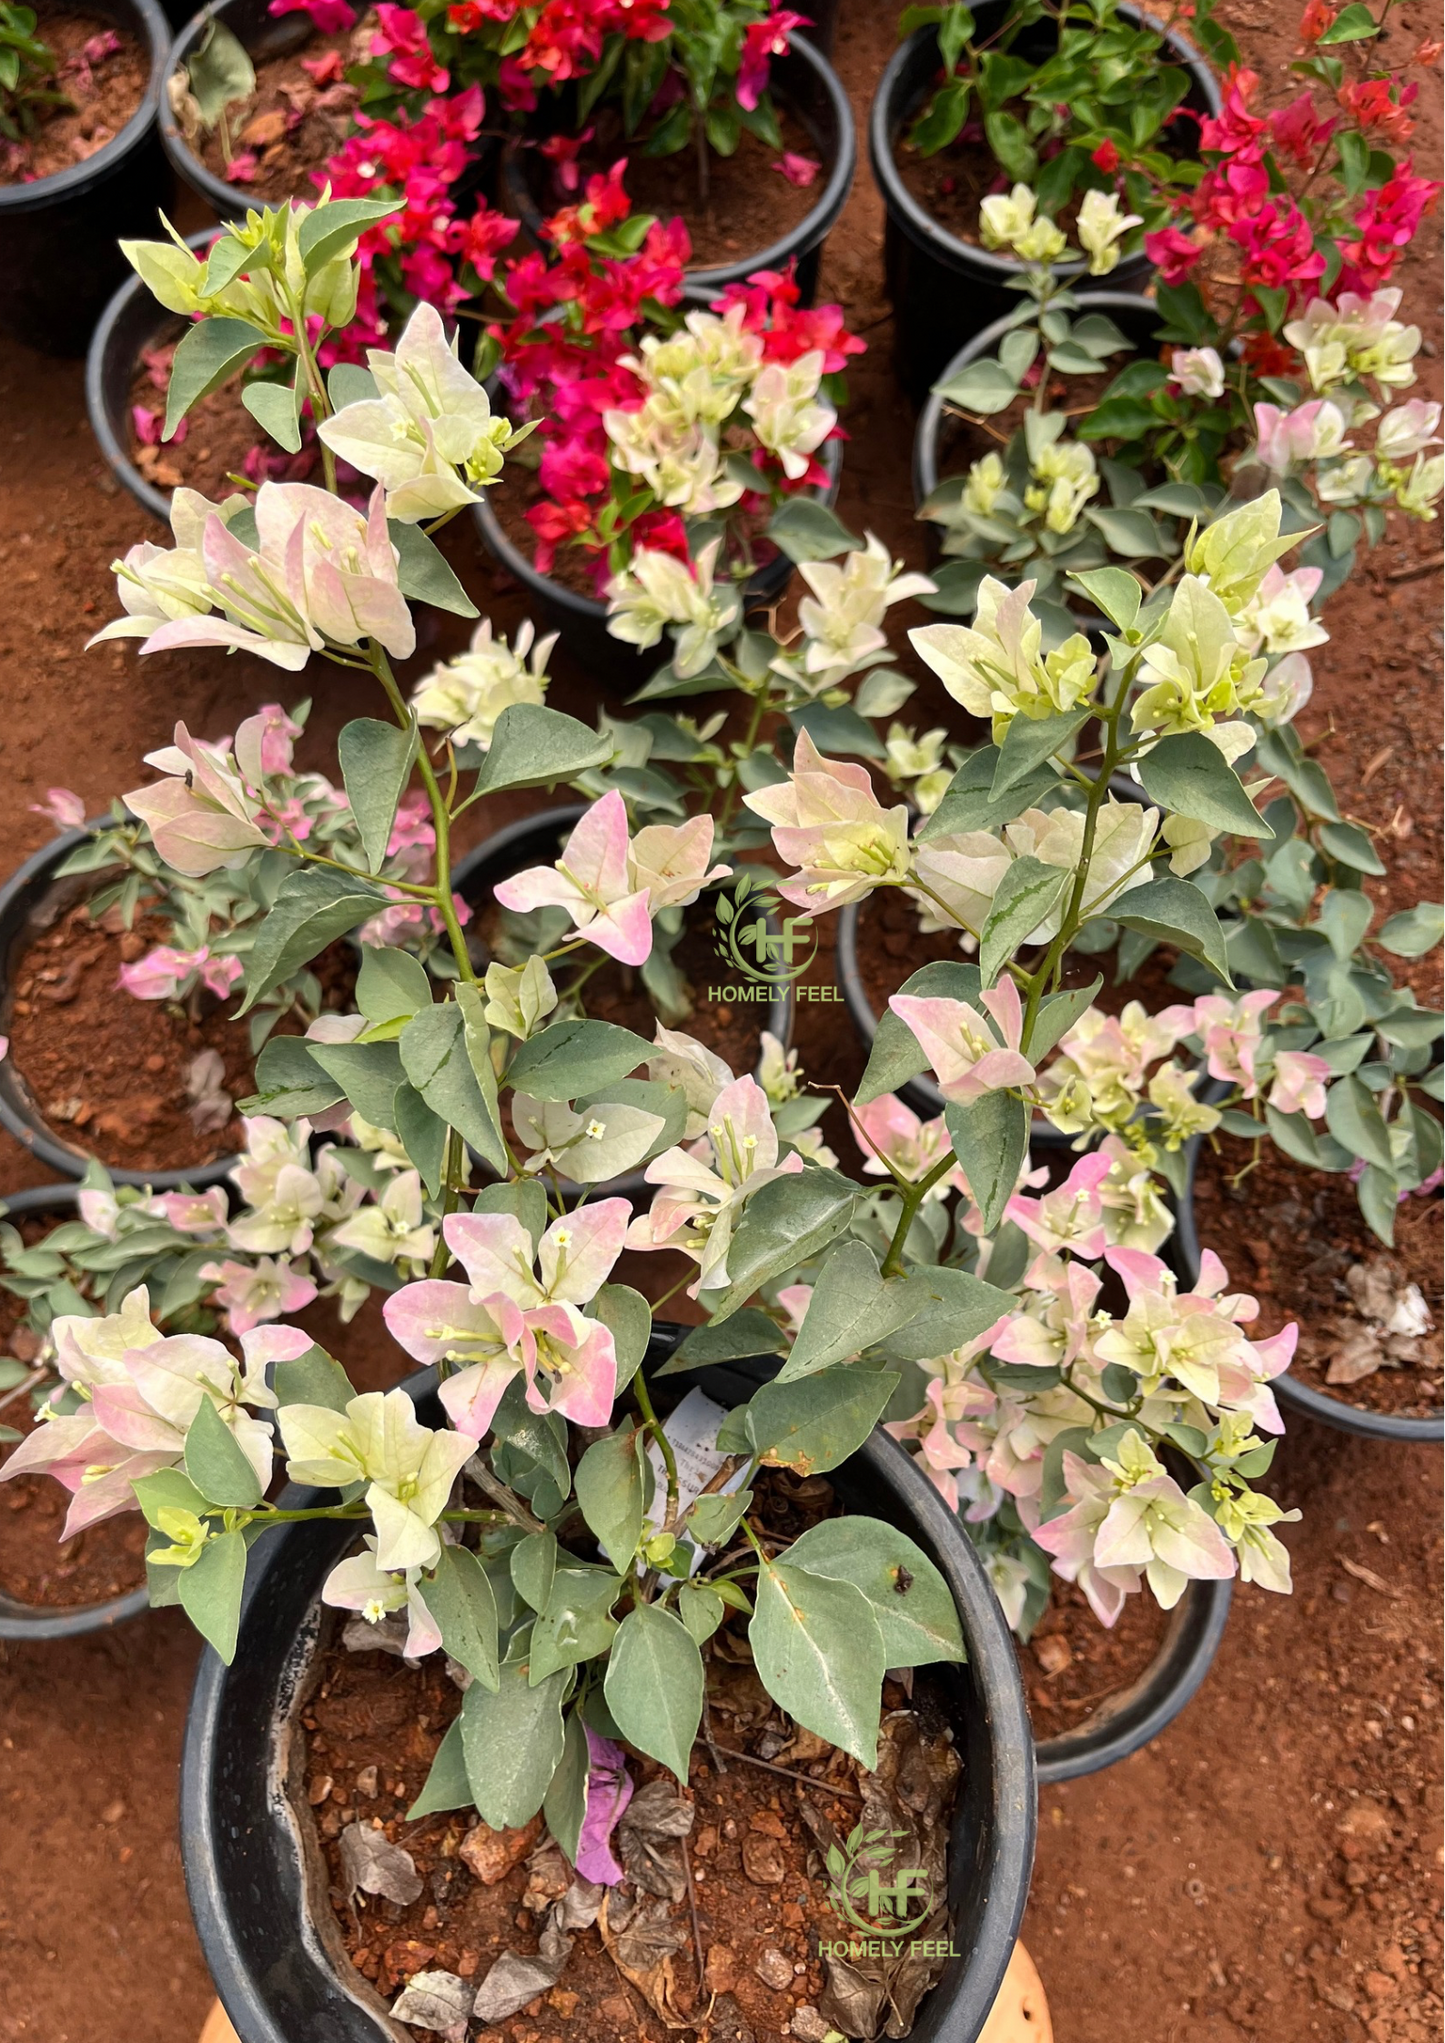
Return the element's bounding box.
[368,646,476,982]
[632,1369,680,1533]
[880,1152,958,1277]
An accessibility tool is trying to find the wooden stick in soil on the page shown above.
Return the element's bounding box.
[705,1742,863,1801]
[681,1830,707,1996]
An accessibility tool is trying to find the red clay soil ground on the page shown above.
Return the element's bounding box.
[0,0,1440,2034]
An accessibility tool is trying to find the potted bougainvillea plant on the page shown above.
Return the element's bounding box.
[2,191,1326,2041]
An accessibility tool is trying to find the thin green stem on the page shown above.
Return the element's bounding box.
[881,1152,958,1278]
[369,646,476,982]
[632,1369,680,1532]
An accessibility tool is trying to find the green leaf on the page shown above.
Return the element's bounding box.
[407,1717,472,1819]
[676,1582,726,1645]
[931,357,1019,415]
[1066,566,1140,631]
[273,1343,355,1414]
[918,750,1056,839]
[328,363,377,411]
[177,1530,247,1665]
[241,378,301,454]
[1265,1102,1324,1169]
[685,1489,754,1551]
[453,984,508,1175]
[777,1241,928,1381]
[783,1517,965,1667]
[1377,904,1444,958]
[1316,888,1374,961]
[575,1425,650,1571]
[590,1284,652,1392]
[739,1364,898,1475]
[659,1310,782,1374]
[241,1035,346,1118]
[459,1662,566,1829]
[184,19,254,127]
[529,1566,620,1683]
[426,1545,500,1691]
[1112,876,1233,984]
[305,1040,404,1133]
[1136,732,1275,839]
[766,498,861,563]
[943,1089,1027,1235]
[394,1084,446,1196]
[854,959,981,1106]
[357,945,433,1025]
[164,317,270,439]
[132,1467,210,1532]
[471,705,612,796]
[1083,505,1166,559]
[183,1396,262,1511]
[542,1711,589,1863]
[1028,977,1103,1060]
[401,1003,507,1163]
[1356,1163,1397,1246]
[873,1263,1023,1364]
[510,1530,558,1614]
[1324,1073,1394,1173]
[1320,821,1387,876]
[1318,1,1380,39]
[604,1604,704,1782]
[506,1019,652,1102]
[338,718,417,876]
[239,869,384,1013]
[707,1170,857,1320]
[750,1560,884,1768]
[296,196,400,273]
[390,520,479,620]
[990,708,1090,799]
[978,856,1070,985]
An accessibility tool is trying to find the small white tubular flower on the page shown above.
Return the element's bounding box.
[742,350,836,480]
[795,532,935,683]
[409,617,554,749]
[1076,188,1142,275]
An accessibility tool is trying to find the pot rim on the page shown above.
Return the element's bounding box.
[0,0,170,212]
[181,1342,1036,2043]
[0,1183,155,1639]
[1174,1137,1444,1443]
[0,825,242,1192]
[868,6,1219,281]
[86,224,221,524]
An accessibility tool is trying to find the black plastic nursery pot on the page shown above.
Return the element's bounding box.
[161,0,330,218]
[1173,1140,1445,1445]
[913,292,1162,533]
[451,806,793,1210]
[0,0,172,357]
[87,225,218,524]
[0,826,242,1193]
[869,5,1220,403]
[1031,1566,1231,1784]
[181,1339,1037,2043]
[0,1183,155,1641]
[472,435,844,694]
[498,35,855,311]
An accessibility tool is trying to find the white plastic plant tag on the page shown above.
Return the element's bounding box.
[642,1388,750,1571]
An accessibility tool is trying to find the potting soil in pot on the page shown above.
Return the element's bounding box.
[0,1234,147,1607]
[125,342,324,500]
[188,16,365,201]
[1017,1579,1167,1738]
[0,11,149,185]
[302,1467,964,2040]
[548,115,821,270]
[2,902,356,1174]
[1191,1132,1443,1418]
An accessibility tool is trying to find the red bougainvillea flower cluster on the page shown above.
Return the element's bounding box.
[1142,31,1440,314]
[488,178,862,580]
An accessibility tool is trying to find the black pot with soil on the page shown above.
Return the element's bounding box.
[181,1338,1037,2043]
[913,291,1162,538]
[1030,1555,1231,1784]
[452,807,794,1210]
[1169,1135,1445,1438]
[498,35,855,311]
[161,0,357,217]
[868,5,1219,401]
[86,223,217,522]
[0,0,172,356]
[473,434,843,696]
[0,1183,155,1640]
[0,825,253,1192]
